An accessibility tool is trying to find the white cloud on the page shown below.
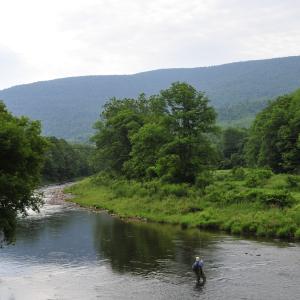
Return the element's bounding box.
[0,46,34,88]
[0,0,300,89]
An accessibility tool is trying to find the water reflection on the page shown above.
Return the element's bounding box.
[92,213,215,276]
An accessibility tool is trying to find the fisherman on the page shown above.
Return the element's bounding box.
[192,257,206,284]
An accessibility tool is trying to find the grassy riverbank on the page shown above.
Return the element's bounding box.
[66,169,300,240]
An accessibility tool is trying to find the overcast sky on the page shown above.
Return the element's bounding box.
[0,0,300,89]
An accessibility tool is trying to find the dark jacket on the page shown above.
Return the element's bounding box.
[192,260,204,272]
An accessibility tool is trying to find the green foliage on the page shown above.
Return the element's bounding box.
[124,123,170,179]
[231,167,246,180]
[42,137,94,183]
[155,83,217,183]
[195,171,214,190]
[257,190,295,208]
[92,95,149,174]
[0,102,47,241]
[0,208,16,243]
[245,90,300,173]
[92,82,218,183]
[220,127,248,169]
[285,175,299,188]
[68,168,300,240]
[245,169,273,187]
[295,228,300,240]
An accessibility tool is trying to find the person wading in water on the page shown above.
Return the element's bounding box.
[192,257,206,284]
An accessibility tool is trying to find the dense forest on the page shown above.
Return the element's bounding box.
[42,137,94,183]
[1,56,300,140]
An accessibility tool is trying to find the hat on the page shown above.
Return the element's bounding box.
[195,257,200,261]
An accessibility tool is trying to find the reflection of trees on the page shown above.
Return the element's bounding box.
[16,210,76,244]
[0,208,75,246]
[0,208,16,245]
[7,209,96,263]
[93,213,216,275]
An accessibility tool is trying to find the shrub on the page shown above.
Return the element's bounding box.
[160,183,188,197]
[204,181,235,202]
[204,190,223,203]
[245,169,273,187]
[143,180,160,195]
[231,167,246,180]
[256,169,273,180]
[197,209,220,229]
[295,228,300,240]
[91,172,113,186]
[285,175,299,188]
[224,189,260,204]
[195,171,214,190]
[245,174,260,187]
[230,223,243,234]
[213,171,228,181]
[257,190,295,208]
[276,224,297,238]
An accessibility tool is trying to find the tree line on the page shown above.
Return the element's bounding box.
[93,82,300,178]
[92,82,217,184]
[42,136,94,183]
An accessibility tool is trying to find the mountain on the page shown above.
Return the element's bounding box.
[1,56,300,141]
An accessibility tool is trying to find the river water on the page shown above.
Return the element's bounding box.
[0,185,300,300]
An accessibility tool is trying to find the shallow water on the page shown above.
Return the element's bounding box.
[1,185,300,300]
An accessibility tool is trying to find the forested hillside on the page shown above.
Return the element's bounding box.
[1,56,300,140]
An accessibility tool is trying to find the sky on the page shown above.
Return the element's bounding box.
[0,0,300,89]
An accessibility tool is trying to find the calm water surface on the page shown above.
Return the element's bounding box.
[0,185,300,300]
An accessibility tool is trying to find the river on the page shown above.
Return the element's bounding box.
[0,185,300,300]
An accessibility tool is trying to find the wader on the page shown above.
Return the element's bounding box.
[194,266,206,284]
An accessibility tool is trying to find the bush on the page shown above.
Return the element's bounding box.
[213,171,229,181]
[195,171,214,190]
[224,189,260,204]
[245,169,273,187]
[285,175,299,188]
[197,210,220,229]
[204,181,235,203]
[295,228,300,240]
[230,223,243,234]
[231,167,246,180]
[257,190,295,208]
[245,174,260,187]
[161,184,188,197]
[91,172,113,186]
[276,224,297,238]
[204,190,223,203]
[256,169,273,180]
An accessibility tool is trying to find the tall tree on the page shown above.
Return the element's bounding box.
[0,102,47,241]
[245,90,300,173]
[92,82,218,183]
[220,127,248,169]
[155,82,217,183]
[92,96,147,175]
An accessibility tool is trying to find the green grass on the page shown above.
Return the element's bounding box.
[66,169,300,240]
